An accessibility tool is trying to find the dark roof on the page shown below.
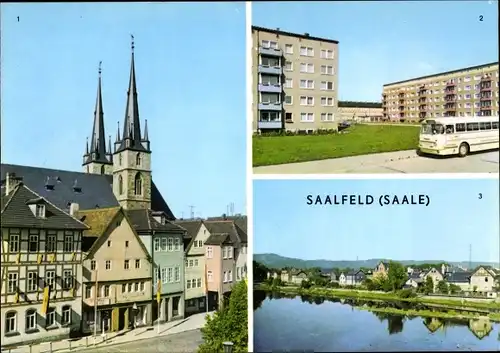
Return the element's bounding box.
[204,220,246,246]
[126,209,184,234]
[338,101,382,109]
[206,215,247,233]
[383,61,498,87]
[1,183,88,230]
[446,272,472,283]
[174,220,203,239]
[252,25,339,45]
[1,164,175,219]
[204,233,229,246]
[346,270,364,276]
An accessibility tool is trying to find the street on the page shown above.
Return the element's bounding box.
[79,329,203,353]
[253,149,499,174]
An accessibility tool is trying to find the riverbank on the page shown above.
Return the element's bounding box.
[256,284,500,312]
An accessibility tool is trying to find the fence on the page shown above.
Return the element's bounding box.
[2,334,111,353]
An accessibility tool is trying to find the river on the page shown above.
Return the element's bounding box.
[254,291,500,352]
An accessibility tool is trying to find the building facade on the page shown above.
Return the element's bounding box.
[337,101,384,122]
[1,183,88,348]
[382,62,499,122]
[252,26,339,133]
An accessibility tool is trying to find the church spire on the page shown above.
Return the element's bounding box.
[84,61,112,165]
[116,34,149,153]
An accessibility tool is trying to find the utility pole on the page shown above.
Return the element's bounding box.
[469,244,472,270]
[188,206,195,219]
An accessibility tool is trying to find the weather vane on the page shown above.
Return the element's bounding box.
[131,34,135,52]
[98,61,102,75]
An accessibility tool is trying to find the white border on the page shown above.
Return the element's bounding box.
[245,1,254,352]
[253,173,498,180]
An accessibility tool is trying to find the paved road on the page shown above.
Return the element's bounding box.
[253,149,499,174]
[79,329,203,353]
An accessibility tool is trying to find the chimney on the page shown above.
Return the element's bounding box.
[5,173,21,195]
[69,203,80,217]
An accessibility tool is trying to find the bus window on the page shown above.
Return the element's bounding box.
[492,121,499,129]
[456,123,466,132]
[445,125,454,134]
[479,122,491,130]
[466,122,479,131]
[485,122,491,130]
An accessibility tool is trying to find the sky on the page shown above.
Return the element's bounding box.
[1,3,246,218]
[254,179,500,263]
[253,1,499,102]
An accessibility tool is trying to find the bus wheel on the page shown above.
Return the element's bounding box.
[458,143,469,157]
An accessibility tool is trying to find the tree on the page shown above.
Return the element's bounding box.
[300,280,312,289]
[449,284,461,294]
[387,261,407,291]
[424,276,434,294]
[198,280,248,353]
[253,261,269,283]
[436,280,449,294]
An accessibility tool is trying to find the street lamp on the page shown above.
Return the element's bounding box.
[222,341,234,353]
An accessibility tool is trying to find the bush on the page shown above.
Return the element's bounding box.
[198,280,248,353]
[327,281,340,288]
[300,280,312,289]
[397,289,417,299]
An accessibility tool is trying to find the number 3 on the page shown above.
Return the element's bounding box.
[478,193,483,199]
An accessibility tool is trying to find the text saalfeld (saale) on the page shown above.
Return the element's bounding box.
[306,194,430,206]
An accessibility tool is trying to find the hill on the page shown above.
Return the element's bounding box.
[254,253,497,271]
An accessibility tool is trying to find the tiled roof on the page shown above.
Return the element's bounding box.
[446,271,472,283]
[204,220,245,246]
[1,184,88,230]
[77,207,121,237]
[126,209,185,233]
[204,233,229,246]
[174,220,203,239]
[1,164,175,219]
[206,215,247,233]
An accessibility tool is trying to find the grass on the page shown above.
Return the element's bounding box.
[257,284,500,311]
[253,124,420,167]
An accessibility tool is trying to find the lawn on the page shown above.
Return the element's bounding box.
[253,124,420,167]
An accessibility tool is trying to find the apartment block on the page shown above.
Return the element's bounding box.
[337,101,383,122]
[252,26,339,133]
[382,62,499,122]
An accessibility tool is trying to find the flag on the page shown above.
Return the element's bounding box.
[204,263,209,295]
[156,266,161,304]
[41,286,50,315]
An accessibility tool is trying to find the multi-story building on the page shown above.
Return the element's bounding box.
[1,181,88,348]
[78,207,153,333]
[337,101,383,122]
[174,219,211,315]
[251,26,339,133]
[382,62,499,122]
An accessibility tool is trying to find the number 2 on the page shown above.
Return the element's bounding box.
[479,15,483,21]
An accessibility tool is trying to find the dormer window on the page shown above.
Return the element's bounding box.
[36,204,45,218]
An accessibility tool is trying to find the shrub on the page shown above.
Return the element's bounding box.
[397,289,417,299]
[300,280,312,289]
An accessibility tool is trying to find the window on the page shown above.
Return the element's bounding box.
[5,311,17,334]
[284,44,293,54]
[194,259,199,266]
[124,260,130,269]
[223,271,228,283]
[85,285,92,298]
[174,267,180,282]
[284,61,293,71]
[134,282,139,291]
[188,259,194,267]
[167,238,173,251]
[27,271,38,292]
[466,122,479,131]
[321,81,334,90]
[207,271,213,282]
[300,96,314,106]
[118,175,123,195]
[128,283,133,292]
[140,282,145,291]
[154,238,160,252]
[300,46,314,57]
[222,247,227,259]
[261,40,278,49]
[284,95,292,105]
[321,113,334,122]
[161,238,167,251]
[480,122,492,130]
[197,278,202,288]
[90,260,96,270]
[8,273,18,293]
[492,121,499,129]
[300,113,314,122]
[135,259,140,269]
[62,306,71,325]
[29,234,39,252]
[26,309,36,331]
[103,285,110,297]
[285,112,293,122]
[134,173,142,195]
[63,270,73,290]
[9,233,19,253]
[36,204,45,218]
[300,63,314,73]
[187,279,192,289]
[259,111,280,122]
[206,246,213,258]
[321,97,334,106]
[174,237,181,251]
[105,260,111,270]
[125,241,129,248]
[136,153,141,166]
[161,268,167,284]
[228,270,233,282]
[64,235,73,252]
[107,240,111,247]
[320,49,334,59]
[46,233,56,253]
[167,267,173,283]
[228,247,233,259]
[284,78,293,89]
[321,65,334,75]
[45,270,55,289]
[299,79,314,89]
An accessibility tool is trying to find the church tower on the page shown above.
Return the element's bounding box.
[83,62,113,175]
[112,36,152,210]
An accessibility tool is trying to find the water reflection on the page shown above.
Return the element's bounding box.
[254,290,497,340]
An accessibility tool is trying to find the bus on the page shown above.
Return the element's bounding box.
[418,116,499,157]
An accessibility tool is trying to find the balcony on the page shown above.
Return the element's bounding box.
[258,83,282,93]
[258,102,282,111]
[258,120,283,129]
[480,105,492,110]
[445,95,457,102]
[419,105,427,111]
[259,46,283,57]
[444,88,455,94]
[480,85,492,91]
[446,81,456,88]
[480,96,492,101]
[258,65,283,75]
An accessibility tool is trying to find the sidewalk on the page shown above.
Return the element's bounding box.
[3,311,213,353]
